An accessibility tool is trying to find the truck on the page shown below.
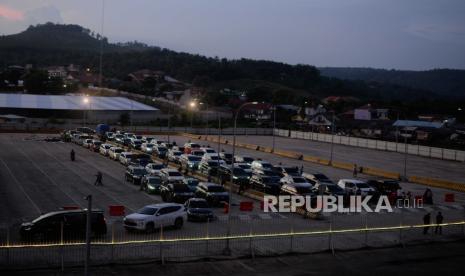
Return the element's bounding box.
[95,124,110,139]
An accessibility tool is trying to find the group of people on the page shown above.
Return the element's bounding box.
[423,211,444,235]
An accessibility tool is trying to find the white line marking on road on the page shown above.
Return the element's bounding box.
[0,157,42,215]
[17,148,82,208]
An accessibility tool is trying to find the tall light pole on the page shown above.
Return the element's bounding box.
[329,111,336,165]
[167,104,172,143]
[83,97,90,126]
[224,101,258,255]
[272,105,276,152]
[200,102,209,137]
[84,195,92,276]
[403,135,408,180]
[189,101,196,130]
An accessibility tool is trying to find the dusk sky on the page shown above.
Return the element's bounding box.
[1,0,465,70]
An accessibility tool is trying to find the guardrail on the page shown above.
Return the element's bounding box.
[276,129,465,162]
[1,221,463,270]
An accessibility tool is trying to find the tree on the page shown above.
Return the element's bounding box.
[24,70,49,93]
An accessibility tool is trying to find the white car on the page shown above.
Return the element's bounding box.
[280,175,312,187]
[119,152,134,166]
[201,153,225,164]
[160,168,184,184]
[200,147,216,154]
[141,143,155,153]
[99,143,112,156]
[234,156,254,165]
[168,149,183,163]
[108,146,124,160]
[82,139,93,148]
[145,162,165,176]
[251,160,274,172]
[337,179,375,196]
[123,203,187,232]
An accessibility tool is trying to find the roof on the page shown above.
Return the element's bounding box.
[393,120,443,129]
[0,93,158,111]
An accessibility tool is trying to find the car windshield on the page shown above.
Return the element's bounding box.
[261,163,273,169]
[193,151,204,156]
[293,177,307,183]
[238,164,251,169]
[284,167,299,174]
[356,182,370,188]
[173,184,191,192]
[93,141,101,145]
[133,140,142,144]
[157,147,167,152]
[207,161,219,166]
[186,179,199,186]
[148,178,161,184]
[262,170,280,177]
[314,174,330,180]
[168,171,182,177]
[137,207,158,215]
[233,168,247,175]
[190,143,200,148]
[208,186,225,193]
[146,144,154,148]
[222,153,233,159]
[188,156,202,161]
[205,149,215,153]
[243,157,254,163]
[327,185,344,193]
[174,151,182,155]
[209,155,220,160]
[115,134,124,138]
[115,149,123,153]
[151,164,164,170]
[134,168,146,175]
[190,201,209,208]
[296,187,313,194]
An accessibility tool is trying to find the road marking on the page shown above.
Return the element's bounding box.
[35,144,136,212]
[0,157,42,215]
[17,147,82,208]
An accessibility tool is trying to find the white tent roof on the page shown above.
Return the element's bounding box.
[0,93,158,111]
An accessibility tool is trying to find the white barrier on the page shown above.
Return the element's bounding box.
[274,129,465,162]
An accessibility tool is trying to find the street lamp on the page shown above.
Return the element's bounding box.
[224,101,258,255]
[329,111,336,165]
[271,105,276,152]
[189,100,197,129]
[200,102,209,137]
[83,97,90,126]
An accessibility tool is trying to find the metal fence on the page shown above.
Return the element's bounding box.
[1,219,464,271]
[275,129,465,162]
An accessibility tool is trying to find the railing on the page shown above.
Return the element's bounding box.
[275,129,465,162]
[1,220,464,270]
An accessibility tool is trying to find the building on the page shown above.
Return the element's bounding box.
[354,104,389,120]
[0,93,159,124]
[242,103,272,120]
[45,66,67,78]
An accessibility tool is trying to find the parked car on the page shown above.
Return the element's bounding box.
[201,153,225,164]
[130,139,142,150]
[119,152,135,166]
[160,183,195,203]
[200,147,216,154]
[254,169,283,183]
[129,153,152,167]
[90,140,102,152]
[184,142,201,154]
[172,146,185,153]
[125,165,147,185]
[234,156,254,165]
[249,174,281,195]
[195,182,229,206]
[217,165,250,185]
[82,138,93,148]
[20,209,106,241]
[141,143,155,153]
[99,143,112,156]
[108,147,124,160]
[114,134,125,144]
[160,168,184,184]
[154,146,168,159]
[180,154,202,170]
[280,175,312,187]
[123,203,187,232]
[183,177,200,192]
[184,198,215,222]
[219,152,233,164]
[302,172,334,186]
[198,160,221,176]
[337,179,375,196]
[280,183,313,196]
[366,179,401,195]
[141,175,162,194]
[235,163,253,175]
[145,162,165,176]
[251,160,274,172]
[105,132,115,141]
[191,150,205,157]
[273,166,300,177]
[312,182,346,196]
[168,149,183,163]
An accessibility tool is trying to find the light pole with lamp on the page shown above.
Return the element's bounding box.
[329,111,336,165]
[83,96,90,126]
[224,101,258,255]
[189,101,196,130]
[199,102,209,138]
[272,105,276,152]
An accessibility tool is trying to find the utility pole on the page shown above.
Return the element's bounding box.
[329,112,335,164]
[84,195,92,276]
[272,105,276,152]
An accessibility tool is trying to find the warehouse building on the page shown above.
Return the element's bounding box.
[0,93,160,124]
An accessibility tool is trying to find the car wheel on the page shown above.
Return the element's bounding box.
[145,222,155,233]
[174,218,183,229]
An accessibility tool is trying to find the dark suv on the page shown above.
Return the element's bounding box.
[20,209,107,242]
[217,165,249,185]
[125,165,147,185]
[249,174,281,195]
[160,183,194,203]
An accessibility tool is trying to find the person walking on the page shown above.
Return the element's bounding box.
[70,149,75,161]
[435,212,444,234]
[423,188,433,204]
[299,165,304,175]
[353,164,358,178]
[94,171,103,186]
[423,213,431,234]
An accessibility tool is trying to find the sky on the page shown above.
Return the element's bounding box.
[0,0,465,70]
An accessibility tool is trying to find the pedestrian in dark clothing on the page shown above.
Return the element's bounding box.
[94,171,103,186]
[70,149,75,161]
[353,164,358,177]
[423,213,431,234]
[435,212,443,234]
[299,165,304,175]
[423,188,433,204]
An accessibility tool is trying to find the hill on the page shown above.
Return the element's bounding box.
[0,23,455,104]
[319,67,465,98]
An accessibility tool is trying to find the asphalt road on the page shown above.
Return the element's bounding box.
[218,135,465,183]
[0,133,464,248]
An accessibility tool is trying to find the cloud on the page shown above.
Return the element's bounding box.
[0,4,24,21]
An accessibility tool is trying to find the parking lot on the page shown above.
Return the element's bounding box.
[0,132,464,249]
